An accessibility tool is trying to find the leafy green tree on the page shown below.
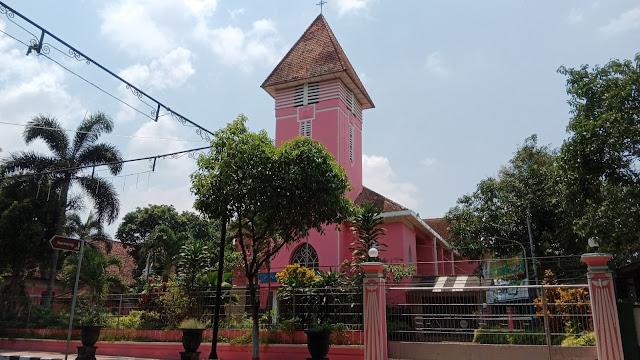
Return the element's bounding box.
[445,136,580,279]
[1,113,123,306]
[0,178,57,304]
[116,205,181,247]
[116,205,220,278]
[191,115,351,359]
[558,54,640,265]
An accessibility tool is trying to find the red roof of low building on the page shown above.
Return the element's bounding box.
[423,218,452,240]
[355,187,408,213]
[261,14,374,109]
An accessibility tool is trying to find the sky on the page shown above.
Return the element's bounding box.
[0,0,639,236]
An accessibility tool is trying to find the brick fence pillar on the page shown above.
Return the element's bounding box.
[361,262,387,360]
[581,253,623,360]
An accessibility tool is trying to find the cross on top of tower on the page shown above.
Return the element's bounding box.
[317,0,327,14]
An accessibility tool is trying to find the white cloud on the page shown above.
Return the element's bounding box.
[183,0,217,16]
[120,47,194,91]
[116,47,195,123]
[0,21,85,153]
[198,19,282,72]
[99,0,216,58]
[424,51,448,77]
[100,1,175,57]
[335,0,373,17]
[229,8,245,20]
[599,7,640,36]
[566,8,584,24]
[362,154,419,209]
[421,157,437,167]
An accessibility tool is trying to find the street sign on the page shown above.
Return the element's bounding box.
[49,235,81,252]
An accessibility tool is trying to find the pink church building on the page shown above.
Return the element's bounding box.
[258,15,476,293]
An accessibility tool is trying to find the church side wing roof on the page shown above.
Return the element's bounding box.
[355,186,408,213]
[261,14,374,109]
[423,218,453,241]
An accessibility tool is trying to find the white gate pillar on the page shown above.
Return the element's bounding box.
[582,253,624,360]
[362,262,387,360]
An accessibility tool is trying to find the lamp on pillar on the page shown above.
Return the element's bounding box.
[368,247,379,260]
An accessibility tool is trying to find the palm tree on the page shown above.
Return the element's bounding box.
[142,225,188,282]
[1,112,123,306]
[62,246,125,298]
[65,211,113,252]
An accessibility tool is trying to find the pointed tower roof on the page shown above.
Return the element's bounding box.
[261,14,374,109]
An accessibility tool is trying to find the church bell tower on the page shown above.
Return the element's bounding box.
[261,14,374,200]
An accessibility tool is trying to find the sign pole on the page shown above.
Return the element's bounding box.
[64,238,85,360]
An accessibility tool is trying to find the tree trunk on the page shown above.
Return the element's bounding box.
[249,278,260,360]
[43,175,70,308]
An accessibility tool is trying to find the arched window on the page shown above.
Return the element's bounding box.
[291,244,319,270]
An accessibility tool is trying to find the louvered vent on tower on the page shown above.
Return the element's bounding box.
[349,123,354,164]
[293,82,320,107]
[300,119,312,138]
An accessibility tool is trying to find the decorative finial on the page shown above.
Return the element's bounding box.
[317,0,327,14]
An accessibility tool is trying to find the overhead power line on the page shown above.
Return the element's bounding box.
[0,120,208,143]
[0,146,211,181]
[0,1,214,140]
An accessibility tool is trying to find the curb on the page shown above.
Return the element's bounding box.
[0,355,63,360]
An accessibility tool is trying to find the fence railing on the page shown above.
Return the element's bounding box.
[386,284,592,346]
[0,285,364,344]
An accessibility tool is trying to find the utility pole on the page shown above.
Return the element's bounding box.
[526,216,538,286]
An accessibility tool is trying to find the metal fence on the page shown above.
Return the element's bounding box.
[1,285,363,340]
[386,284,592,346]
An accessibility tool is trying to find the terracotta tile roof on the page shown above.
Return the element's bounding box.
[423,218,452,240]
[261,14,374,109]
[355,186,408,213]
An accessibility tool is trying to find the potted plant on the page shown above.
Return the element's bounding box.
[74,296,106,360]
[305,315,334,360]
[179,318,206,360]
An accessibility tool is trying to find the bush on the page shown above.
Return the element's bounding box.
[561,332,595,346]
[473,327,509,344]
[229,332,252,345]
[104,310,143,330]
[507,330,547,345]
[28,306,68,329]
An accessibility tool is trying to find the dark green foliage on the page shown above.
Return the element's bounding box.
[446,135,582,278]
[191,115,352,359]
[349,204,387,262]
[116,205,220,280]
[0,177,58,303]
[1,112,123,306]
[62,247,125,297]
[558,54,640,265]
[472,327,510,344]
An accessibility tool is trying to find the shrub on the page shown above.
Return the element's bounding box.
[27,306,68,329]
[561,332,595,346]
[229,332,252,345]
[507,330,547,345]
[473,327,509,344]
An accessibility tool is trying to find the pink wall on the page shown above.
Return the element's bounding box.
[274,81,363,202]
